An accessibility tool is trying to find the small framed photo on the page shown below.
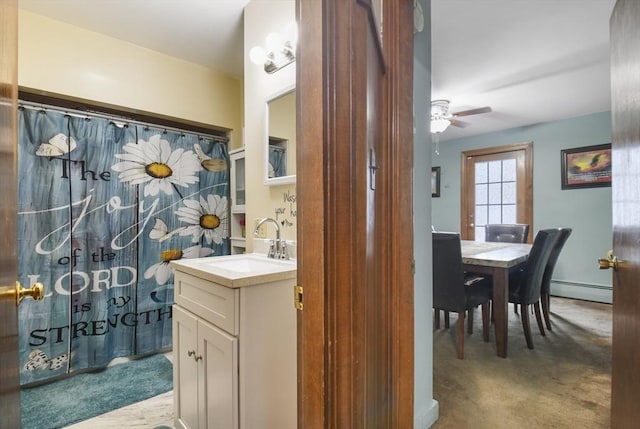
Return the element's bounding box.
[561,143,612,190]
[431,167,441,197]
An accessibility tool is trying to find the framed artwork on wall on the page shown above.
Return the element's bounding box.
[431,166,441,197]
[561,143,612,190]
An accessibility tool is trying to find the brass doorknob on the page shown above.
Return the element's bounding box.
[598,250,622,271]
[0,281,45,306]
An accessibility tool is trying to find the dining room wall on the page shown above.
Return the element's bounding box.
[413,0,437,426]
[431,111,613,303]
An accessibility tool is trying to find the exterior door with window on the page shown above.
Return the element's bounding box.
[461,143,533,241]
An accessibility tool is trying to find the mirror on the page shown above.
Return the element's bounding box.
[264,86,296,185]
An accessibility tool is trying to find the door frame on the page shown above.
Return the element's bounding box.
[0,0,20,428]
[296,0,414,427]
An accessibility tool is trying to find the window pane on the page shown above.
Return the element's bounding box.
[488,183,502,204]
[475,162,488,183]
[475,226,485,242]
[475,205,488,226]
[502,204,516,223]
[502,182,516,204]
[475,184,488,205]
[488,205,502,223]
[488,160,502,182]
[502,158,516,182]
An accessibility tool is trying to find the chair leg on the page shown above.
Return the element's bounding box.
[457,312,465,359]
[444,311,450,328]
[467,307,474,334]
[434,309,440,329]
[541,293,552,331]
[514,303,519,314]
[520,304,534,349]
[481,302,490,342]
[534,301,546,336]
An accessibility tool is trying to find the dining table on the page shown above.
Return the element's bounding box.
[461,240,533,358]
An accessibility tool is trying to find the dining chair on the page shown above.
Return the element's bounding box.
[433,232,493,359]
[540,227,573,330]
[508,228,562,349]
[484,223,530,316]
[485,223,530,243]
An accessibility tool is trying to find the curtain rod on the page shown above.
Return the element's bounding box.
[18,100,229,144]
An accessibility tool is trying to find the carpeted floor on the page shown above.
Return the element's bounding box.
[432,296,611,428]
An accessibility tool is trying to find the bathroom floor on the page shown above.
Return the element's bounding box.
[63,391,174,429]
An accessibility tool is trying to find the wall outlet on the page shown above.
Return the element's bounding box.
[254,219,267,238]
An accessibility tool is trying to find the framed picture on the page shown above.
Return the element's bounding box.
[561,143,612,190]
[431,167,441,197]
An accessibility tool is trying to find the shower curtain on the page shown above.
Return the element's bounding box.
[268,145,286,177]
[17,106,230,385]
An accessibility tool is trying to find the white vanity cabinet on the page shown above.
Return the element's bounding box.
[171,254,297,429]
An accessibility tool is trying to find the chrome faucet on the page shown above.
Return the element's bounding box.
[254,217,289,260]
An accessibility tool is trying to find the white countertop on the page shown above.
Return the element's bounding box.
[170,253,297,288]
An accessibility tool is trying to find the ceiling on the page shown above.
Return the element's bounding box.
[19,0,616,141]
[431,0,615,140]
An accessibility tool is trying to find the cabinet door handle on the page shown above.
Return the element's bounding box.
[188,350,202,362]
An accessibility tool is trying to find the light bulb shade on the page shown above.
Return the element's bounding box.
[430,118,451,133]
[249,46,268,65]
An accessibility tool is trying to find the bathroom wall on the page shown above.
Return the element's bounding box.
[432,111,613,303]
[243,1,297,248]
[18,10,243,148]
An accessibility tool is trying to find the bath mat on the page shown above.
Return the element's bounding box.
[21,353,173,429]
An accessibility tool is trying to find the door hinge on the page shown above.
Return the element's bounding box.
[411,259,416,275]
[294,285,303,311]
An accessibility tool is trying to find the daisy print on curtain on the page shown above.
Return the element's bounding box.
[17,107,229,385]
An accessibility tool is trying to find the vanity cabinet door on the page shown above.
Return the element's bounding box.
[199,319,239,429]
[173,306,199,429]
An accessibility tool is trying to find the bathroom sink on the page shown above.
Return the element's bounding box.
[170,253,296,288]
[203,255,294,273]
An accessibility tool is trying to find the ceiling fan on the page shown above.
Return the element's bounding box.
[430,99,492,133]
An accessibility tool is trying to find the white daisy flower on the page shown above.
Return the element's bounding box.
[111,134,202,197]
[144,244,214,284]
[175,194,229,245]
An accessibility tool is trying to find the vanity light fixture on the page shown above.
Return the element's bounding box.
[250,22,298,74]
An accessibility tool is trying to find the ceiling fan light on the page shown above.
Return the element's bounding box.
[431,118,450,133]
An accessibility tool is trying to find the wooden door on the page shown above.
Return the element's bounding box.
[296,0,414,428]
[460,143,533,241]
[610,0,640,426]
[0,1,20,428]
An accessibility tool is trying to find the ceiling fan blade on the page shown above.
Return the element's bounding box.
[450,118,471,128]
[452,106,492,117]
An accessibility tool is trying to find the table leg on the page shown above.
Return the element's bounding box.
[492,266,509,358]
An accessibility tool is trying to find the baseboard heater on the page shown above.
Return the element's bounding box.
[551,279,612,304]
